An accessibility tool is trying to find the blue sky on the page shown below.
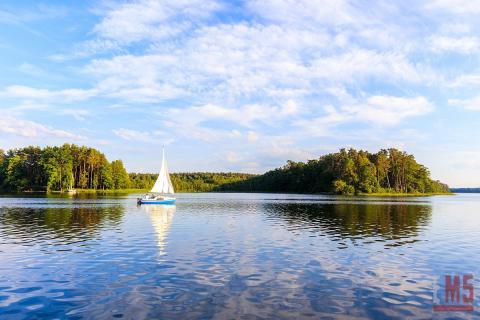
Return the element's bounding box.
[1,0,480,187]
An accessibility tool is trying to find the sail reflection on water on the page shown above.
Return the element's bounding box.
[143,204,176,255]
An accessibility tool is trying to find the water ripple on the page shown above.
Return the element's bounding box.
[0,193,479,319]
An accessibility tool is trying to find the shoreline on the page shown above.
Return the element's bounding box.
[6,190,454,197]
[356,192,454,197]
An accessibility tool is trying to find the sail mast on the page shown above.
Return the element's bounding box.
[150,147,175,194]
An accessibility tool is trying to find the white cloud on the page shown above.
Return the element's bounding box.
[52,39,122,61]
[92,0,221,44]
[3,102,51,115]
[74,17,430,107]
[295,95,434,136]
[309,49,427,83]
[151,100,302,142]
[449,96,480,111]
[2,85,96,102]
[18,63,46,76]
[429,36,480,54]
[0,4,67,24]
[425,0,480,14]
[247,0,357,26]
[447,74,480,87]
[357,95,434,125]
[247,131,259,142]
[162,101,300,129]
[226,151,241,163]
[0,115,83,139]
[161,119,247,142]
[5,2,433,107]
[84,54,186,102]
[261,141,313,161]
[73,15,429,105]
[113,128,152,141]
[113,128,175,144]
[244,138,316,171]
[61,109,90,121]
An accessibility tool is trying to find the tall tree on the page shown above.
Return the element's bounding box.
[111,160,130,189]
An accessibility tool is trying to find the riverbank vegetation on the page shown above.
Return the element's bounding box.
[0,145,449,195]
[0,144,130,192]
[0,144,254,193]
[130,172,256,192]
[217,148,450,195]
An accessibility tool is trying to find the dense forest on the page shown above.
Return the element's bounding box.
[0,145,449,195]
[0,144,130,192]
[130,172,256,192]
[0,144,254,192]
[217,148,450,195]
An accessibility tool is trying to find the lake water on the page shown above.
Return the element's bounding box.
[0,193,479,319]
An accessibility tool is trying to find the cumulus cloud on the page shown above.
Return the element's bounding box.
[225,151,241,163]
[425,0,480,14]
[429,36,480,54]
[2,1,438,111]
[61,109,90,121]
[112,128,175,144]
[247,131,259,142]
[309,49,427,83]
[77,20,429,104]
[356,96,434,125]
[447,74,480,87]
[113,128,152,141]
[449,96,480,111]
[0,116,83,139]
[2,85,96,102]
[18,63,46,76]
[163,101,300,127]
[295,95,434,136]
[92,0,221,44]
[153,101,301,142]
[247,0,358,26]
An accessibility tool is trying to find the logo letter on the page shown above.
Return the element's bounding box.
[445,275,460,303]
[463,275,474,304]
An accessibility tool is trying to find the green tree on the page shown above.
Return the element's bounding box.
[111,160,130,189]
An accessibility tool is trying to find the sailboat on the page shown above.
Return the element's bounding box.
[137,148,176,205]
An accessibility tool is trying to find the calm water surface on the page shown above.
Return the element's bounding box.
[0,193,479,319]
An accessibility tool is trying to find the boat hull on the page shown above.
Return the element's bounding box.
[138,198,176,205]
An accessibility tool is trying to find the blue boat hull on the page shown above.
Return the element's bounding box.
[138,199,176,205]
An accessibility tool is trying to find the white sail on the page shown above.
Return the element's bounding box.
[150,148,175,194]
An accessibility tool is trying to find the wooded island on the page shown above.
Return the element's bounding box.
[216,148,450,195]
[0,144,449,195]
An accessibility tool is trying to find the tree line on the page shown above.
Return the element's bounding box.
[0,145,449,195]
[0,144,255,192]
[0,144,130,192]
[130,172,256,192]
[217,148,450,195]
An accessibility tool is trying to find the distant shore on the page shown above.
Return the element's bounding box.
[10,189,454,197]
[16,189,149,194]
[74,188,149,193]
[356,192,453,197]
[1,145,450,196]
